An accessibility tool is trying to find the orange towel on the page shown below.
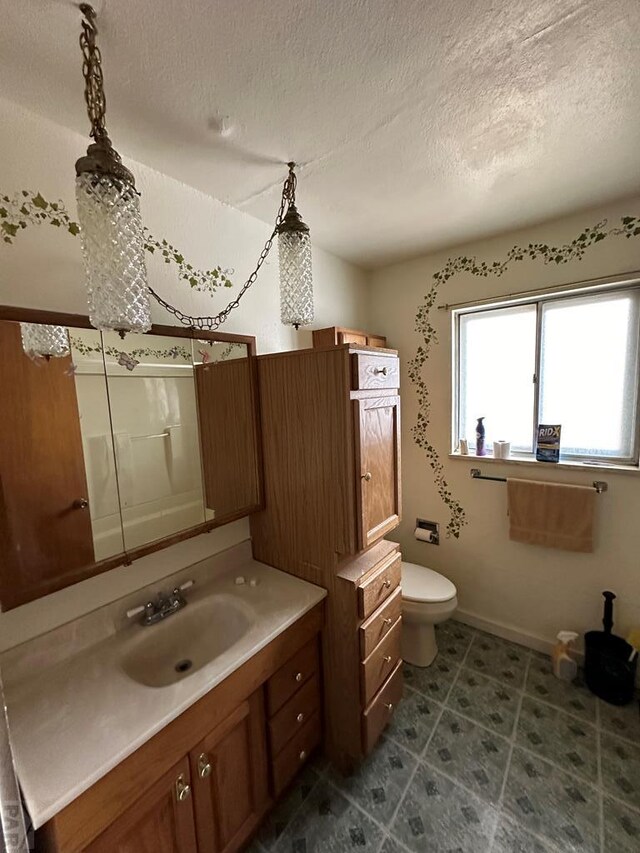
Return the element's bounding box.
[507,478,595,552]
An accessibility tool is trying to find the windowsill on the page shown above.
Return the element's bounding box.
[448,452,640,475]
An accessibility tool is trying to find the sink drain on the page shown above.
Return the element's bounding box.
[175,659,193,674]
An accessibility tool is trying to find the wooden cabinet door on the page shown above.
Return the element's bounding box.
[354,395,401,549]
[190,691,269,853]
[0,320,95,609]
[85,756,197,853]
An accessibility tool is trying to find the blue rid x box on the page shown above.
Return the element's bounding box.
[536,424,562,462]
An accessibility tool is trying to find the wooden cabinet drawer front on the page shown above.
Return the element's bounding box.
[366,335,387,348]
[269,673,320,756]
[358,553,402,620]
[360,617,402,705]
[267,637,319,716]
[352,353,400,390]
[272,712,321,796]
[362,659,403,755]
[360,586,402,659]
[340,330,368,346]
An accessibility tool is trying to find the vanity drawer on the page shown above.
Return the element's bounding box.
[269,673,320,756]
[267,637,319,716]
[362,659,404,755]
[358,553,402,620]
[360,586,402,659]
[360,616,402,705]
[352,353,400,391]
[272,712,321,796]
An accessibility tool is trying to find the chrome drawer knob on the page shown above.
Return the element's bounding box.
[299,750,307,761]
[383,655,392,663]
[73,497,89,510]
[383,580,391,589]
[384,702,394,713]
[295,671,303,682]
[175,775,191,801]
[296,712,305,723]
[362,472,372,482]
[383,618,392,626]
[373,366,388,376]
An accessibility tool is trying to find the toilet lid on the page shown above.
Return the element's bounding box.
[402,562,457,603]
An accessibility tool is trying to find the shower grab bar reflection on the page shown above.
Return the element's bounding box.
[470,468,608,493]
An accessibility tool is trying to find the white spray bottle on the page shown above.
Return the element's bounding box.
[552,631,579,681]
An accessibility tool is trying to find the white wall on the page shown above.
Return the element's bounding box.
[0,97,369,649]
[370,198,640,652]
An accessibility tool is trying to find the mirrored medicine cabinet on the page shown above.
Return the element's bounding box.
[0,308,262,610]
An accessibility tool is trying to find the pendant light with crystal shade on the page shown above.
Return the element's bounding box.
[278,163,314,329]
[74,4,151,336]
[20,324,70,359]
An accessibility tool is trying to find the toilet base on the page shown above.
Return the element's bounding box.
[401,621,437,668]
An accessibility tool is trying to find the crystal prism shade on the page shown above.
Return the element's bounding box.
[76,172,151,334]
[278,229,314,328]
[20,323,70,358]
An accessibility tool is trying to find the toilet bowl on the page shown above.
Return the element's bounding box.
[401,561,457,667]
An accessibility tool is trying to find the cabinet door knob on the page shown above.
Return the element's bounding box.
[383,655,392,663]
[299,750,307,762]
[73,497,89,510]
[296,712,305,723]
[373,366,388,376]
[361,472,372,481]
[175,774,191,801]
[294,671,303,682]
[383,618,392,626]
[384,702,394,713]
[383,579,391,589]
[198,753,212,779]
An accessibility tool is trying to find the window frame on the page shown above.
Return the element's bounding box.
[452,280,640,467]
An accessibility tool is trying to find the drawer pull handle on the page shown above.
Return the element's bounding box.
[373,366,388,376]
[296,712,305,723]
[299,750,307,761]
[362,472,372,482]
[175,774,191,802]
[198,753,212,779]
[383,579,392,589]
[384,702,394,713]
[383,617,392,626]
[383,655,392,663]
[294,672,303,682]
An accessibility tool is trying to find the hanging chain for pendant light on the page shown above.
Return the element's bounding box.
[78,4,107,142]
[149,163,299,331]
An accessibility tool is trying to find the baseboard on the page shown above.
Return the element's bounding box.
[454,609,580,661]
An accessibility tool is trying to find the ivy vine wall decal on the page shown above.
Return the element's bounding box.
[0,190,234,294]
[408,215,640,540]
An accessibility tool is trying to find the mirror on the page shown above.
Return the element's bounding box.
[0,315,261,610]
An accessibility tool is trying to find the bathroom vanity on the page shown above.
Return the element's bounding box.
[0,548,325,852]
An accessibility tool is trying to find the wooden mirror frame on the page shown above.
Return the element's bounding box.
[0,305,262,609]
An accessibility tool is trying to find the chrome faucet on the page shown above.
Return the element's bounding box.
[126,580,194,626]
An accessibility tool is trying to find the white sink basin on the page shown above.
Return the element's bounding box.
[120,593,255,687]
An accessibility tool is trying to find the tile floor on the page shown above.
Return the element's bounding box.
[248,621,640,853]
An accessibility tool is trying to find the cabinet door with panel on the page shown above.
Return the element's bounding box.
[190,691,269,853]
[84,756,197,853]
[354,395,401,549]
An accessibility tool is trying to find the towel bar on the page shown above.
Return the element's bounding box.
[470,468,608,493]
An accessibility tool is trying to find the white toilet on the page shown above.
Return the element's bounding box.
[401,561,458,667]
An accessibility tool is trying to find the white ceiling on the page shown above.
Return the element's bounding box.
[1,0,639,268]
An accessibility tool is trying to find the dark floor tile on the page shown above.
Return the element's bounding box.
[525,656,596,722]
[391,762,498,852]
[275,779,383,853]
[491,816,555,852]
[424,709,510,804]
[403,657,459,703]
[599,699,640,744]
[516,697,598,782]
[259,766,319,849]
[603,795,640,852]
[386,687,441,756]
[435,620,475,664]
[502,748,600,853]
[447,668,520,737]
[327,736,417,824]
[600,732,640,810]
[466,632,530,688]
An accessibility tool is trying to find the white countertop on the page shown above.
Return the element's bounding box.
[3,556,326,828]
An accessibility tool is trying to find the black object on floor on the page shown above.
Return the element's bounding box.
[584,590,637,706]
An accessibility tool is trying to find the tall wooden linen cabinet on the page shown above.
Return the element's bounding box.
[250,343,403,772]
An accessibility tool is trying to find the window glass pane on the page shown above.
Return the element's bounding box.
[539,291,640,460]
[459,305,537,452]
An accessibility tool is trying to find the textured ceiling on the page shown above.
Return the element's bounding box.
[1,0,639,267]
